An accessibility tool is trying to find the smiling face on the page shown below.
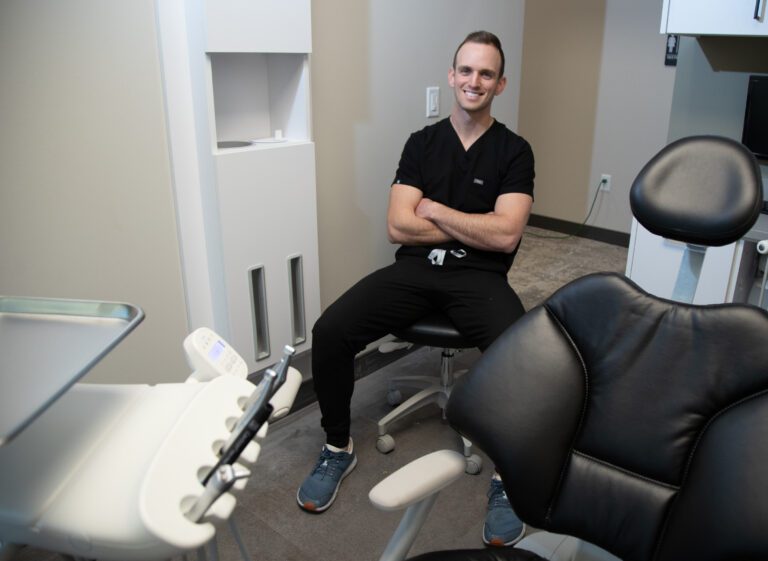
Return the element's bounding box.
[448,41,507,117]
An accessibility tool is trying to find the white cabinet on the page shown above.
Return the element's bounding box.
[202,1,319,372]
[157,0,318,373]
[626,214,768,309]
[625,219,740,304]
[661,0,768,36]
[215,144,320,366]
[205,0,311,53]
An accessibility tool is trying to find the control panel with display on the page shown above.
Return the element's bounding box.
[184,327,248,382]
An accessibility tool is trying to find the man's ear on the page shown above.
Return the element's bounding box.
[495,75,507,96]
[448,66,455,88]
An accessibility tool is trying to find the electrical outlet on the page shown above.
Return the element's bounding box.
[600,174,612,192]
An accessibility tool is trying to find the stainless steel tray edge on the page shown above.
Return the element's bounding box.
[0,296,145,446]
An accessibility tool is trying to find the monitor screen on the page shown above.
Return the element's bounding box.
[742,75,768,161]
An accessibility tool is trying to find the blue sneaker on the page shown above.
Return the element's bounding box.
[483,478,525,547]
[296,445,357,513]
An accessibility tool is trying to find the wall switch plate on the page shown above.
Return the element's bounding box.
[426,87,439,118]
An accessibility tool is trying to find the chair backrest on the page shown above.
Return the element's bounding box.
[446,136,768,561]
[448,273,768,561]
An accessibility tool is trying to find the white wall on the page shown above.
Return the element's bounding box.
[0,0,190,383]
[312,0,526,305]
[586,0,676,233]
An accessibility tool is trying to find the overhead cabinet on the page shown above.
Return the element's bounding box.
[661,0,768,36]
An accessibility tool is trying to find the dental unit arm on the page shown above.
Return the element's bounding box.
[0,323,302,561]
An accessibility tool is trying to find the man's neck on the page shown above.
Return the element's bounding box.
[449,108,494,150]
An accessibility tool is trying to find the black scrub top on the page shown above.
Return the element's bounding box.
[393,118,535,273]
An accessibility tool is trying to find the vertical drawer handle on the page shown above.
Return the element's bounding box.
[755,0,763,20]
[249,265,271,360]
[287,254,307,346]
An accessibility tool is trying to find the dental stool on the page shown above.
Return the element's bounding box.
[376,312,483,475]
[370,136,768,561]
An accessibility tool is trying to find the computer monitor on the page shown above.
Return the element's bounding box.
[742,75,768,162]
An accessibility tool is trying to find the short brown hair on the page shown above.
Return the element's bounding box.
[452,31,505,78]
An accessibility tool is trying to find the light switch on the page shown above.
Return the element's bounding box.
[426,87,439,118]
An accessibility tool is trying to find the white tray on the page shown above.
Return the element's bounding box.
[0,296,144,446]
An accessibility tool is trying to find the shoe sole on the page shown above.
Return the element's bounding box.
[296,455,358,513]
[482,523,526,547]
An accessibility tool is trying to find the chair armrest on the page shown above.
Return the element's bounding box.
[369,449,465,511]
[370,450,466,561]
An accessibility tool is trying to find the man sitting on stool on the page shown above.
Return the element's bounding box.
[297,30,535,548]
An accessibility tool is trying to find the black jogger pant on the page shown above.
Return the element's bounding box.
[311,257,525,448]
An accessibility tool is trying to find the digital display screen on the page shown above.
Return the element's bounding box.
[208,340,226,362]
[742,75,768,161]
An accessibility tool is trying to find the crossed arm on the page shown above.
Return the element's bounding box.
[386,183,533,253]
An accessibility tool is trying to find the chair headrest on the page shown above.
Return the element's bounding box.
[630,135,763,247]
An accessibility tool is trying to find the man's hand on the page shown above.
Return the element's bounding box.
[414,198,438,220]
[387,185,453,245]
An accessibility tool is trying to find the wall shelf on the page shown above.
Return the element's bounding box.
[208,52,311,151]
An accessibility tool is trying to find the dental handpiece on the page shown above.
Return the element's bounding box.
[202,372,276,486]
[243,345,296,410]
[219,345,295,456]
[186,464,251,523]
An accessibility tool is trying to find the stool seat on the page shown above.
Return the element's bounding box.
[393,313,473,349]
[378,311,482,474]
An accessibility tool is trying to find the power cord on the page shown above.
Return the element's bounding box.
[526,177,607,240]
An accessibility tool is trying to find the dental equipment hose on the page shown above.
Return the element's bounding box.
[758,240,768,309]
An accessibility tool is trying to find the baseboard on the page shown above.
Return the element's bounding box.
[527,214,630,247]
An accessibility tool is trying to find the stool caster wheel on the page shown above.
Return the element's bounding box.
[376,434,395,454]
[386,389,403,406]
[465,454,483,475]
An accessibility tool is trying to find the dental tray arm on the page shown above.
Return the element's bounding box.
[369,450,466,561]
[0,328,303,561]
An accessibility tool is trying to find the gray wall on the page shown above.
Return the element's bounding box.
[519,0,675,233]
[312,0,677,307]
[587,0,677,232]
[518,0,607,227]
[0,0,190,383]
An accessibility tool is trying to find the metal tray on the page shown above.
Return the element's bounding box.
[0,296,144,446]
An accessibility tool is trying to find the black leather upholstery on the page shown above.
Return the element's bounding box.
[444,273,768,561]
[393,312,474,349]
[410,547,545,561]
[630,136,763,246]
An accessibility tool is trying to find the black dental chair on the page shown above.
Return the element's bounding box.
[370,136,768,561]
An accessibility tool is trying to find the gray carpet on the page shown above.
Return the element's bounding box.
[10,227,627,561]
